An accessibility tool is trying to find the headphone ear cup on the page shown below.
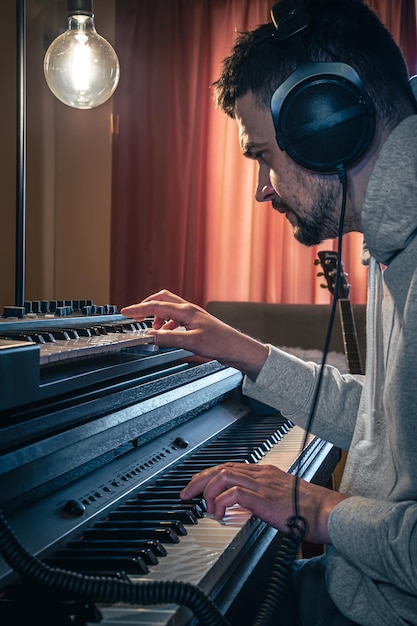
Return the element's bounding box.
[271,62,376,173]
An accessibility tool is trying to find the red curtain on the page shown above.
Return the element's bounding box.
[111,0,416,311]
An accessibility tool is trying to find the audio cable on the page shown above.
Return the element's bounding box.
[253,164,348,626]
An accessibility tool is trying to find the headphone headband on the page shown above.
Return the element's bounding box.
[271,1,309,42]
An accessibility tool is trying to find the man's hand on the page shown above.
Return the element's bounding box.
[180,461,349,544]
[121,289,269,380]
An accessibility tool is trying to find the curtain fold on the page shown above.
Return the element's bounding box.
[111,0,415,310]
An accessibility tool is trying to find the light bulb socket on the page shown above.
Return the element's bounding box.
[67,0,94,17]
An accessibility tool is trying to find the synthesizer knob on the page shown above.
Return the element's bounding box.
[63,498,86,517]
[2,306,25,318]
[173,436,189,449]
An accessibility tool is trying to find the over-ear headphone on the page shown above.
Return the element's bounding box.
[270,1,376,173]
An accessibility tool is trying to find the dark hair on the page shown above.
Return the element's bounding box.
[213,0,416,130]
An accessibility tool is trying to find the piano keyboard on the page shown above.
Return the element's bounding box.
[4,410,334,626]
[89,425,330,626]
[0,313,193,412]
[0,318,156,366]
[38,328,156,366]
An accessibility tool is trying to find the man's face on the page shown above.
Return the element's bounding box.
[234,91,345,246]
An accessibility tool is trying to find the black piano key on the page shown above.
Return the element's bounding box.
[205,442,269,455]
[208,436,274,449]
[93,326,108,335]
[209,424,285,440]
[55,547,159,566]
[44,555,149,575]
[94,520,188,537]
[83,527,180,543]
[51,330,71,340]
[134,488,188,496]
[163,456,261,475]
[143,485,194,494]
[119,502,205,518]
[61,329,80,339]
[107,324,129,333]
[66,539,168,557]
[33,334,46,344]
[108,509,198,524]
[129,493,202,502]
[75,327,93,337]
[38,331,56,343]
[121,322,138,332]
[151,474,213,484]
[130,494,208,511]
[179,453,258,465]
[150,472,200,483]
[182,449,265,461]
[260,432,282,444]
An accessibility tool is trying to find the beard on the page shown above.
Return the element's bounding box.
[272,176,343,246]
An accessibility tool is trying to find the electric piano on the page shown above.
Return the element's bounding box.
[0,300,340,626]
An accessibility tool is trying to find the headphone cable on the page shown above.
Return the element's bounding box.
[253,164,348,626]
[292,163,347,520]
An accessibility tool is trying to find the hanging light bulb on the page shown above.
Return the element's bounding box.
[43,0,120,109]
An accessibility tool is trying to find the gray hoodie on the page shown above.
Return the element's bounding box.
[242,112,417,625]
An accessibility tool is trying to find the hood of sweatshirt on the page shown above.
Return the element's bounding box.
[361,113,417,266]
[355,88,417,451]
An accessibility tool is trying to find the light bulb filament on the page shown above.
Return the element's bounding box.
[72,38,92,92]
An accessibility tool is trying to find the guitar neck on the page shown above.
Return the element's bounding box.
[338,299,363,375]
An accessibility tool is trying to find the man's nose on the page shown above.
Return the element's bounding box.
[255,175,276,203]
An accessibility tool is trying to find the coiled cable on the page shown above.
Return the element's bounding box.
[0,507,229,626]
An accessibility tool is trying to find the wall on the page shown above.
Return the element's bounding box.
[0,0,116,313]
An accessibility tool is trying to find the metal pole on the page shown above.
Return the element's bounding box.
[15,0,26,307]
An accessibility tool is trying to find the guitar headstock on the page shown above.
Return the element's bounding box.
[315,250,350,300]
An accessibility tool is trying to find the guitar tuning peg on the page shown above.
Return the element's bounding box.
[316,271,324,277]
[320,283,329,290]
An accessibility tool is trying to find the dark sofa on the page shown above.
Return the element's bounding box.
[205,301,367,370]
